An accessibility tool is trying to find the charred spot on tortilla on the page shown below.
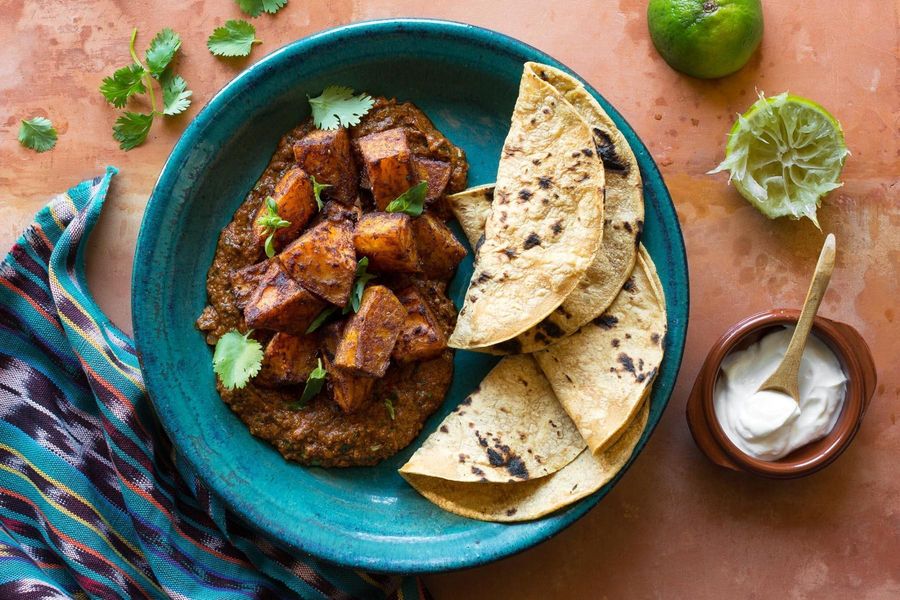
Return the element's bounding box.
[474,271,493,284]
[651,332,660,344]
[461,395,473,405]
[635,219,644,244]
[494,337,523,354]
[538,176,552,189]
[582,148,594,157]
[503,145,522,158]
[624,221,633,233]
[518,189,533,201]
[471,466,484,476]
[612,338,620,348]
[551,220,564,235]
[506,508,518,516]
[594,314,619,329]
[502,248,517,259]
[592,127,629,173]
[622,278,636,292]
[523,233,542,249]
[538,319,565,339]
[475,234,485,253]
[440,425,449,433]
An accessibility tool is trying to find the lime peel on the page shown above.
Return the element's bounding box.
[710,92,849,228]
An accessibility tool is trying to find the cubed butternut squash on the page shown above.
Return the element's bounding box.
[357,128,416,210]
[333,285,406,377]
[253,168,317,251]
[391,286,448,363]
[229,260,271,309]
[412,213,467,279]
[411,157,452,201]
[323,356,376,414]
[353,212,421,273]
[243,262,326,334]
[292,128,358,204]
[277,219,356,306]
[257,332,319,387]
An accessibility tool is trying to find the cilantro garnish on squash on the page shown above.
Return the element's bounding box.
[213,330,263,390]
[308,86,375,130]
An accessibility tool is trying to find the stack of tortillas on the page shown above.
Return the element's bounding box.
[399,62,667,522]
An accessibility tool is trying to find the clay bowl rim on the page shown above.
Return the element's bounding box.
[698,308,864,479]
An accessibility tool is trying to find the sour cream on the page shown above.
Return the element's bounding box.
[714,327,847,461]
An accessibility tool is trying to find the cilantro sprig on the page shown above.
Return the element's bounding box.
[384,397,396,421]
[100,28,192,150]
[256,196,291,258]
[305,306,338,334]
[290,359,327,409]
[385,181,428,217]
[213,330,263,390]
[311,175,331,210]
[236,0,287,17]
[208,20,261,57]
[308,86,375,130]
[344,257,375,314]
[18,117,58,153]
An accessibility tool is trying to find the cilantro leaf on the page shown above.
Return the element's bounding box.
[384,397,395,421]
[208,20,261,57]
[161,72,192,116]
[310,175,330,210]
[385,181,428,217]
[308,86,375,130]
[291,358,327,409]
[343,257,376,314]
[113,112,154,150]
[145,28,182,77]
[18,117,58,153]
[236,0,288,17]
[256,196,291,258]
[100,64,147,108]
[213,330,263,390]
[306,306,338,334]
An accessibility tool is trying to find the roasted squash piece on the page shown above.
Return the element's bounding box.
[244,263,326,334]
[412,213,467,279]
[391,286,448,363]
[292,128,358,204]
[411,157,452,201]
[334,285,406,377]
[319,319,346,359]
[253,168,317,251]
[323,356,376,413]
[357,128,416,210]
[229,260,270,309]
[353,212,421,273]
[257,332,319,387]
[278,219,356,306]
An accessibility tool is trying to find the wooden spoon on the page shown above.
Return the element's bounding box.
[757,234,836,402]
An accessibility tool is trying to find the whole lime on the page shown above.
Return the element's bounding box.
[647,0,764,79]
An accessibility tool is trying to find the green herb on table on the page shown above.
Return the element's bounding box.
[384,397,396,421]
[291,359,327,409]
[385,181,428,217]
[235,0,287,17]
[256,196,291,258]
[18,117,58,153]
[305,306,338,333]
[343,257,376,314]
[207,20,261,57]
[310,175,331,210]
[213,330,263,390]
[308,86,374,130]
[100,28,192,150]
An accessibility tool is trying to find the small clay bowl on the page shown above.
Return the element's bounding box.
[686,309,877,479]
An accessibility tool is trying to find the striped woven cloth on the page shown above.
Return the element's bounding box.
[0,168,429,599]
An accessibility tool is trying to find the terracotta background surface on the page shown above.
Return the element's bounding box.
[1,1,898,598]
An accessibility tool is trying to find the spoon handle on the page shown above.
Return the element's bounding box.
[762,234,836,399]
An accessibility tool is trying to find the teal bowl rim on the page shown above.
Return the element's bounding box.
[133,18,689,573]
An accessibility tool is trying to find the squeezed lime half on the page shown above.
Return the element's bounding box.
[710,92,849,227]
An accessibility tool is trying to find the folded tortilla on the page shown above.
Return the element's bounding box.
[399,355,585,483]
[448,63,644,354]
[447,63,605,349]
[533,246,666,454]
[401,399,649,522]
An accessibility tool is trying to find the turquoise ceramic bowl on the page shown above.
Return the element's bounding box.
[133,19,688,573]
